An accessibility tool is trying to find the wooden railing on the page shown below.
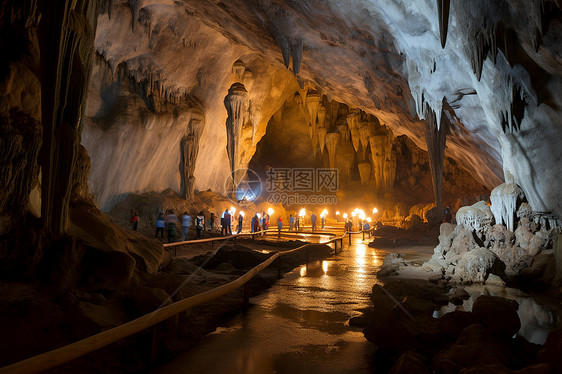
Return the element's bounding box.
[0,229,371,374]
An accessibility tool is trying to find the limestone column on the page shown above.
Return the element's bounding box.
[180,109,204,200]
[425,104,447,211]
[224,83,249,177]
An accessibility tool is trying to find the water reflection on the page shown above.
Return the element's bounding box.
[322,260,329,274]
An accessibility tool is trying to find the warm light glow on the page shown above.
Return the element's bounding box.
[257,213,261,219]
[267,208,274,216]
[367,217,372,222]
[322,261,329,274]
[372,207,378,214]
[240,211,245,217]
[353,208,366,220]
[320,209,328,218]
[298,208,306,217]
[300,266,307,277]
[351,211,356,217]
[343,213,348,219]
[230,206,236,215]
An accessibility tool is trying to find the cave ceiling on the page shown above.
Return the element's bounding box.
[84,0,562,216]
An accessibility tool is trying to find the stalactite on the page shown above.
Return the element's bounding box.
[358,162,371,185]
[369,135,386,191]
[317,105,326,128]
[436,0,450,48]
[383,150,397,191]
[359,123,373,160]
[128,0,142,33]
[317,126,327,155]
[424,103,447,211]
[232,59,246,81]
[325,132,340,170]
[306,89,321,128]
[490,182,524,232]
[347,110,361,152]
[224,83,249,180]
[336,140,355,181]
[291,38,304,75]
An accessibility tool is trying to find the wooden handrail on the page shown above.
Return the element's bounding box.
[163,230,268,247]
[0,235,339,374]
[0,228,371,374]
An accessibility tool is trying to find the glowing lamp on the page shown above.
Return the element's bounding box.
[298,208,306,217]
[372,207,378,214]
[336,211,340,216]
[267,208,274,215]
[343,213,348,219]
[230,206,236,215]
[321,209,328,218]
[257,213,261,219]
[367,217,372,222]
[240,211,245,217]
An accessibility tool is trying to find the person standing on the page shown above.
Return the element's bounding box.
[166,210,179,242]
[237,213,244,234]
[130,211,140,231]
[181,211,192,241]
[155,213,165,240]
[311,213,317,232]
[253,214,260,233]
[264,214,270,230]
[225,209,232,235]
[289,214,294,231]
[196,211,205,239]
[210,212,216,231]
[295,216,300,231]
[443,206,452,223]
[321,215,325,229]
[277,216,283,237]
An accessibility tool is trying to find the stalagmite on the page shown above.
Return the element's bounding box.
[437,0,451,48]
[358,162,372,185]
[456,201,494,237]
[317,126,327,155]
[490,182,524,232]
[424,104,447,211]
[224,83,249,179]
[325,132,340,170]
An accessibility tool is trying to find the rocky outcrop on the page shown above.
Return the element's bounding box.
[424,186,561,283]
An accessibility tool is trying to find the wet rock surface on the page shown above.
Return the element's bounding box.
[362,279,558,373]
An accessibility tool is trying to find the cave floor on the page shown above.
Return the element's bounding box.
[153,231,434,374]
